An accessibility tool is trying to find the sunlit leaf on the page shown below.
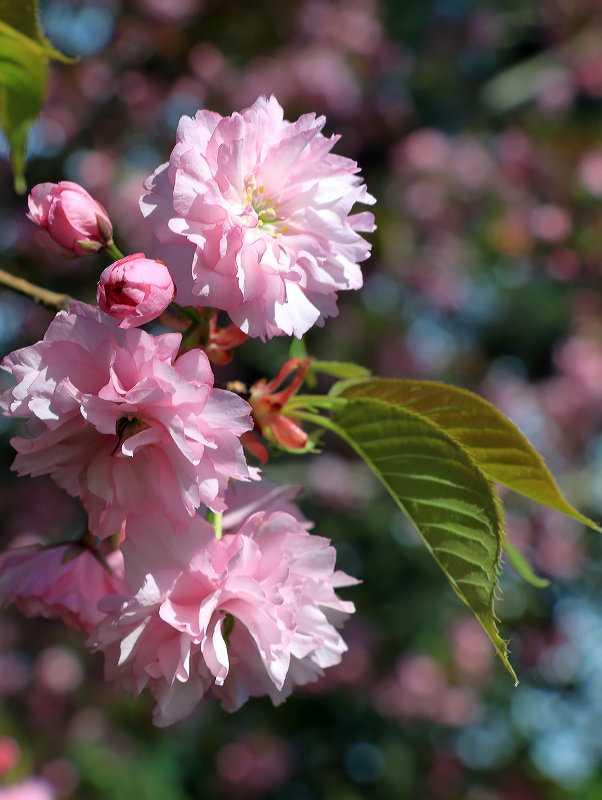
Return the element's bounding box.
[333,378,598,531]
[0,1,74,192]
[328,397,516,681]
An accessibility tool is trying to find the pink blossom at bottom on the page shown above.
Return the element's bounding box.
[0,542,126,633]
[91,510,357,726]
[0,778,56,800]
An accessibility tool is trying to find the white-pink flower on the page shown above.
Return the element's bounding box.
[0,302,256,539]
[140,95,375,339]
[0,540,126,633]
[92,510,357,726]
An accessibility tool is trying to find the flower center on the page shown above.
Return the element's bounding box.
[243,176,289,239]
[112,415,150,455]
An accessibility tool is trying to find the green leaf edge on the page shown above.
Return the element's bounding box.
[331,377,600,533]
[504,541,550,588]
[321,397,517,684]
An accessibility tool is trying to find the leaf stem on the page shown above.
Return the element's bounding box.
[283,395,347,412]
[0,268,74,311]
[104,241,125,261]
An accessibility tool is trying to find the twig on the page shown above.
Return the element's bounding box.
[0,268,74,312]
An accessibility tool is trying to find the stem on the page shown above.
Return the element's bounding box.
[206,509,223,539]
[104,241,125,261]
[171,302,202,322]
[283,394,347,412]
[0,268,74,311]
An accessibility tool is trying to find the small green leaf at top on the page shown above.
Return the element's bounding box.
[328,396,517,683]
[332,378,599,533]
[0,0,75,192]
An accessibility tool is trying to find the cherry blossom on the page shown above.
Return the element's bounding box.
[0,540,125,633]
[140,95,375,339]
[92,510,357,726]
[0,302,256,539]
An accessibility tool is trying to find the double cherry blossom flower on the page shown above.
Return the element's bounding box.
[0,302,256,539]
[93,507,356,726]
[141,95,375,339]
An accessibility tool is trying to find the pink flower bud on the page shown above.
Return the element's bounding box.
[97,253,176,328]
[27,181,113,257]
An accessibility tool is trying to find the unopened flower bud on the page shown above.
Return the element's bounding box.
[27,181,113,257]
[97,253,176,328]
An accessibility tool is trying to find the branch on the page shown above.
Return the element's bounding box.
[0,268,74,311]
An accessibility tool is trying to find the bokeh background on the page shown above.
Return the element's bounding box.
[2,0,602,797]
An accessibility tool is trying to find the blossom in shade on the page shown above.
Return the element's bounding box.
[92,510,357,726]
[0,541,126,633]
[140,95,375,339]
[97,253,176,328]
[27,181,113,256]
[0,302,256,539]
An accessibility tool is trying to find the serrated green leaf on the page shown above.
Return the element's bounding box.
[334,378,598,531]
[310,361,371,380]
[0,25,44,192]
[0,1,74,61]
[0,1,75,192]
[504,541,549,588]
[329,397,516,682]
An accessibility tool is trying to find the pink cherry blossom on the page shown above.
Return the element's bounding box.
[0,540,126,633]
[27,181,113,256]
[0,778,56,800]
[97,253,176,328]
[0,302,256,539]
[92,510,357,726]
[140,95,375,339]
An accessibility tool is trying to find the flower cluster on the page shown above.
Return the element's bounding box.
[0,95,367,725]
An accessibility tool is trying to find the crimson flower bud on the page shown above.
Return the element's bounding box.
[97,253,176,328]
[27,181,113,257]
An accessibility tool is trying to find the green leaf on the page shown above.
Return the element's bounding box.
[0,1,75,192]
[504,542,549,588]
[334,378,598,531]
[329,397,516,682]
[309,361,371,380]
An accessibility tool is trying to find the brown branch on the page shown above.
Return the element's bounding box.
[0,268,74,312]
